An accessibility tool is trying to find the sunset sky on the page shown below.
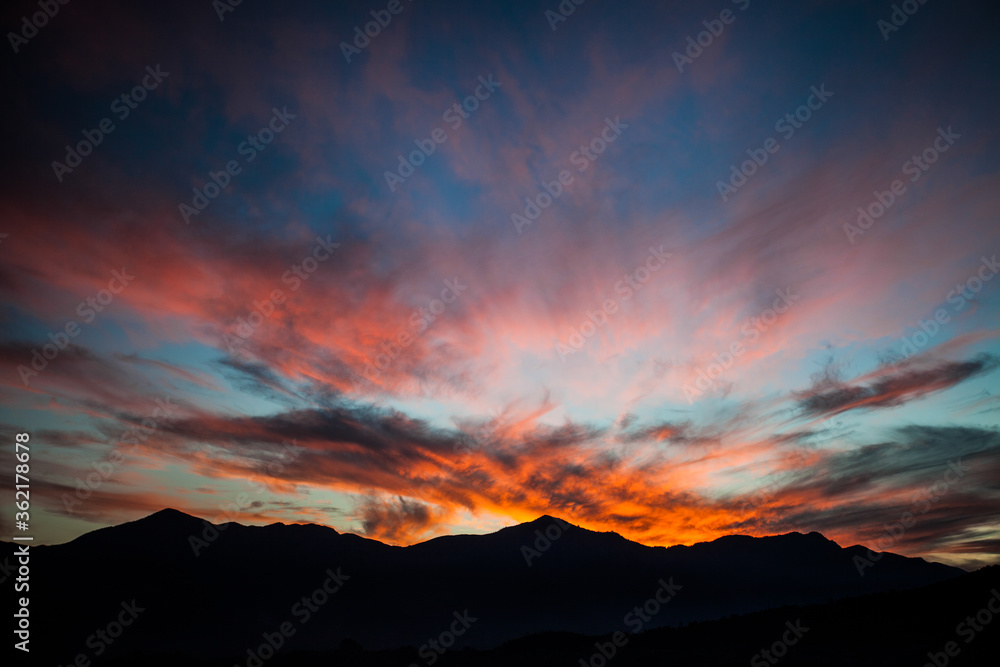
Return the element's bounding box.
[2,0,999,569]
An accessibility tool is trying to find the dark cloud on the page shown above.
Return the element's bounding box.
[795,355,999,417]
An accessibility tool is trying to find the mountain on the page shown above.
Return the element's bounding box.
[3,509,965,664]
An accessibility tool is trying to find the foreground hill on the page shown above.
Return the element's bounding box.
[93,566,1000,666]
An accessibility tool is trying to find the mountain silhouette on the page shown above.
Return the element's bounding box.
[4,509,965,664]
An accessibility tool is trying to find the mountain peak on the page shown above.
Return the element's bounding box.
[530,514,571,525]
[143,507,204,524]
[150,507,196,518]
[504,514,581,534]
[119,508,210,534]
[61,507,209,550]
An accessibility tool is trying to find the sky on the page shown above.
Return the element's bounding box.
[1,0,999,569]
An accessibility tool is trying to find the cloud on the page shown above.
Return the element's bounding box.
[795,356,999,418]
[2,0,998,570]
[746,426,1000,558]
[356,496,437,543]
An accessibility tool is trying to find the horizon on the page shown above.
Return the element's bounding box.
[7,506,975,572]
[2,0,1000,575]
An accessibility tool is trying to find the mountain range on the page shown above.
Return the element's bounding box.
[2,508,977,665]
